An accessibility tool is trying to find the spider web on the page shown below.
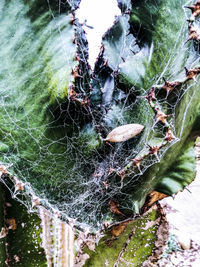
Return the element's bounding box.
[0,0,199,230]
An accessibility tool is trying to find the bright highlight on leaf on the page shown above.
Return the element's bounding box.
[104,124,144,143]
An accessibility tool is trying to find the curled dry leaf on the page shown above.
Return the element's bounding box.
[109,200,123,216]
[146,191,168,207]
[6,218,17,230]
[111,221,129,237]
[104,124,144,143]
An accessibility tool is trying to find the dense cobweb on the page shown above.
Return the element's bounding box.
[0,0,199,230]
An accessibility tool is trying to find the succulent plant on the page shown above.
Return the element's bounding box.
[0,0,200,265]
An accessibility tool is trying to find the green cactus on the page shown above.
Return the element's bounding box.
[0,0,200,265]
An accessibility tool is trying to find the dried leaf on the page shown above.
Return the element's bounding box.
[111,224,126,237]
[147,191,168,207]
[104,124,144,143]
[111,221,130,237]
[6,218,17,230]
[109,200,123,216]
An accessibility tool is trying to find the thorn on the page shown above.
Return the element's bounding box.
[155,107,168,125]
[118,169,126,181]
[0,165,8,176]
[187,17,195,23]
[185,67,200,81]
[165,128,176,143]
[130,49,136,55]
[103,181,109,190]
[172,193,176,199]
[68,85,77,100]
[32,197,40,207]
[145,87,156,105]
[13,177,25,192]
[185,187,192,193]
[108,167,115,176]
[161,79,182,98]
[148,144,162,160]
[72,36,77,44]
[71,66,82,78]
[184,6,194,11]
[69,14,77,25]
[184,2,200,17]
[185,23,200,43]
[15,181,24,192]
[105,141,114,148]
[132,158,142,173]
[163,77,167,84]
[184,67,189,75]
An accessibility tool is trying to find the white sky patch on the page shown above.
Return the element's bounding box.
[76,0,121,69]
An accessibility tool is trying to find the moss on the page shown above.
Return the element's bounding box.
[120,212,158,266]
[0,185,46,267]
[84,209,158,267]
[0,185,6,267]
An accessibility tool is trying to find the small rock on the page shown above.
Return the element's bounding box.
[176,232,191,250]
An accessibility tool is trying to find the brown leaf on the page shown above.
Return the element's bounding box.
[147,191,168,207]
[104,124,144,143]
[109,200,123,216]
[6,218,17,231]
[111,223,127,237]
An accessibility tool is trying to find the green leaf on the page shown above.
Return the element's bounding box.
[102,15,139,70]
[156,146,196,195]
